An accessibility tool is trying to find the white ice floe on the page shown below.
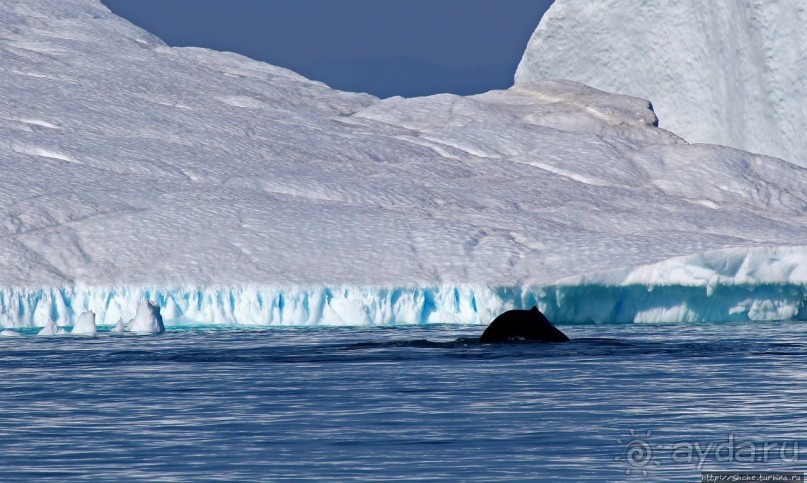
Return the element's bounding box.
[0,330,21,337]
[0,0,804,325]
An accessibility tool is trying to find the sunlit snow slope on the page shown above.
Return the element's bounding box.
[0,0,806,326]
[515,0,807,167]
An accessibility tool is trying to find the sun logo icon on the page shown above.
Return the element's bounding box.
[614,429,662,477]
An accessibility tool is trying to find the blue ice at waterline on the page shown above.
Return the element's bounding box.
[2,281,805,331]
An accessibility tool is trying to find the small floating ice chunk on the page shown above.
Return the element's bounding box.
[128,300,165,334]
[112,318,125,333]
[38,319,67,336]
[71,311,97,335]
[0,330,21,337]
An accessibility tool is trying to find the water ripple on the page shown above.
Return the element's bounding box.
[0,322,806,480]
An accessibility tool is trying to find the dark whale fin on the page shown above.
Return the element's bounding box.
[480,306,570,343]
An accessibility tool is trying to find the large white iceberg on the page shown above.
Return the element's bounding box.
[515,0,807,167]
[0,0,805,326]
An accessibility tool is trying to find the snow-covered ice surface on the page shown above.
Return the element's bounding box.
[515,0,807,167]
[0,0,806,327]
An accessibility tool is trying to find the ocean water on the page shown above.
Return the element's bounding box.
[1,322,806,481]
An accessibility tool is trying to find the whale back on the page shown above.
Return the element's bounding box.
[480,306,570,343]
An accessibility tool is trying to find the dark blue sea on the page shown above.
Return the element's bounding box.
[1,322,806,481]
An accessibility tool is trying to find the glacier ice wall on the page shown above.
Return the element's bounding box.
[515,0,807,167]
[1,247,804,328]
[1,282,804,329]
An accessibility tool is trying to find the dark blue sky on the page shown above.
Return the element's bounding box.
[101,0,553,98]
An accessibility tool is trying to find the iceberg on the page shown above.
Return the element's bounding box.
[71,310,97,335]
[0,0,804,326]
[38,319,67,336]
[515,0,807,167]
[128,300,165,334]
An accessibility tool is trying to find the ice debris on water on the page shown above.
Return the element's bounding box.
[38,319,67,336]
[71,311,97,335]
[127,300,165,334]
[112,318,125,334]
